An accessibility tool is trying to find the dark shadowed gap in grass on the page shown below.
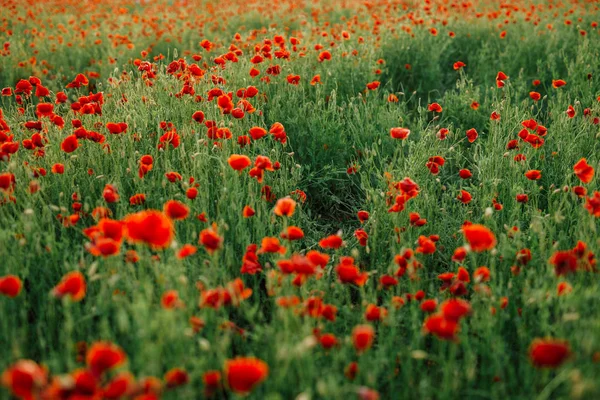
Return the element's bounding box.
[265,26,599,238]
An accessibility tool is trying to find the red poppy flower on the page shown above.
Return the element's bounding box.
[0,275,22,298]
[228,154,252,171]
[465,128,478,143]
[163,200,190,220]
[1,360,47,399]
[199,225,223,254]
[224,357,268,394]
[165,368,189,388]
[573,158,594,183]
[86,342,126,377]
[524,170,541,180]
[61,135,79,153]
[319,234,343,249]
[52,271,86,302]
[423,314,459,340]
[123,210,174,250]
[390,127,410,140]
[274,197,296,217]
[352,324,375,352]
[462,224,496,252]
[529,338,570,368]
[428,102,442,113]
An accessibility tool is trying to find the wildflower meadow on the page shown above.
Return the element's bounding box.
[1,0,600,399]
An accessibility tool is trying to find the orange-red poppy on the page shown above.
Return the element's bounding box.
[123,210,174,249]
[462,224,496,252]
[52,271,86,302]
[224,357,268,394]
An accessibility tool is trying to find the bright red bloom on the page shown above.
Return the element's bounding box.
[458,169,472,179]
[165,172,182,183]
[390,127,410,140]
[86,342,126,377]
[203,370,222,394]
[452,247,467,262]
[352,324,375,352]
[424,314,459,340]
[440,299,471,321]
[453,61,466,70]
[161,290,182,309]
[1,360,47,399]
[0,275,22,298]
[473,266,491,282]
[243,205,255,218]
[177,244,197,259]
[549,250,578,276]
[35,103,54,118]
[240,244,262,275]
[457,190,472,204]
[164,200,190,220]
[462,224,496,252]
[224,357,268,394]
[319,234,343,249]
[516,193,529,203]
[428,103,442,113]
[416,235,436,254]
[426,156,445,175]
[319,333,338,349]
[165,368,189,388]
[306,250,330,267]
[529,338,570,368]
[585,191,600,216]
[274,197,296,217]
[269,122,287,143]
[525,170,542,180]
[365,304,387,321]
[318,51,332,62]
[228,154,251,171]
[0,173,15,194]
[15,79,33,96]
[280,226,304,241]
[335,257,368,286]
[192,110,205,123]
[106,122,127,134]
[130,193,146,206]
[102,372,133,399]
[249,126,267,140]
[61,135,79,153]
[573,158,594,183]
[465,128,478,143]
[102,184,119,203]
[52,271,86,301]
[186,187,198,200]
[123,210,174,250]
[66,73,89,88]
[354,228,368,246]
[199,225,223,254]
[357,210,370,223]
[366,81,380,90]
[552,79,566,88]
[51,163,65,174]
[557,281,573,296]
[420,299,438,313]
[159,129,180,148]
[258,237,287,254]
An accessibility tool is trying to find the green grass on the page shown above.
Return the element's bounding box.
[1,0,600,399]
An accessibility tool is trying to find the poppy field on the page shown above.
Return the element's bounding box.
[1,0,600,398]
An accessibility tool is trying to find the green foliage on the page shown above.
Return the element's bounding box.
[1,0,600,399]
